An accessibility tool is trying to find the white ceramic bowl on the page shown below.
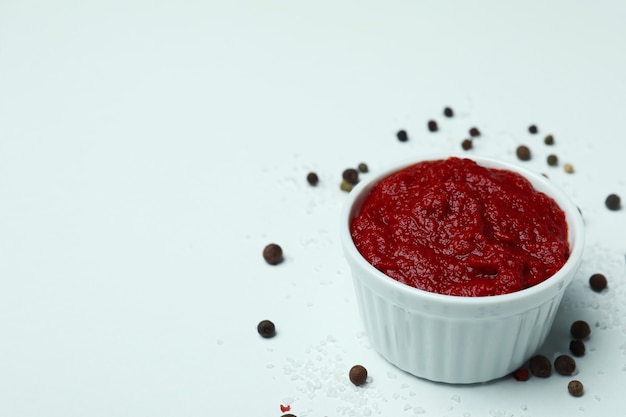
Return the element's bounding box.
[341,155,585,384]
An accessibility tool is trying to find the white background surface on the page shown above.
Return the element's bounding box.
[1,1,625,416]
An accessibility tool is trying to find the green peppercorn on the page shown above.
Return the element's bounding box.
[547,154,558,166]
[340,180,354,192]
[516,145,531,161]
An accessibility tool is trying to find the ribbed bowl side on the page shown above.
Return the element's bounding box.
[352,276,566,384]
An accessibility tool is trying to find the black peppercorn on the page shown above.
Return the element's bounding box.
[547,154,558,166]
[589,273,607,292]
[343,168,359,185]
[444,107,454,117]
[529,355,552,378]
[569,339,586,357]
[306,172,319,186]
[469,127,480,137]
[396,130,408,142]
[544,134,555,145]
[461,139,473,150]
[516,145,531,161]
[358,162,369,173]
[349,364,368,386]
[570,320,591,340]
[263,243,283,265]
[427,120,438,132]
[528,125,538,134]
[554,355,576,376]
[257,320,276,338]
[605,194,621,211]
[568,380,584,397]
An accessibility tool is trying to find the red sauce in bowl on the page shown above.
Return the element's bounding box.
[350,157,570,296]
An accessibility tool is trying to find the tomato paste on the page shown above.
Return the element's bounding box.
[350,157,569,296]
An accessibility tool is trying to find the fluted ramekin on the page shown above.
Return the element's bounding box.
[340,155,584,384]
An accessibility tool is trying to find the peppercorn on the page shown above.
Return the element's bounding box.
[529,355,552,378]
[257,320,276,338]
[349,364,368,386]
[396,129,408,142]
[569,339,586,357]
[589,273,607,292]
[568,380,584,397]
[544,134,555,145]
[547,154,558,166]
[343,168,359,185]
[469,127,480,137]
[306,172,319,186]
[427,120,438,132]
[516,145,531,161]
[263,243,283,265]
[570,320,591,340]
[554,355,576,376]
[358,162,369,173]
[564,163,574,173]
[528,125,538,134]
[340,180,354,192]
[282,414,297,417]
[444,107,454,117]
[605,193,621,211]
[512,368,530,381]
[461,139,473,150]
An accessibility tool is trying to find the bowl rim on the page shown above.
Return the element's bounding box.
[341,153,585,308]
